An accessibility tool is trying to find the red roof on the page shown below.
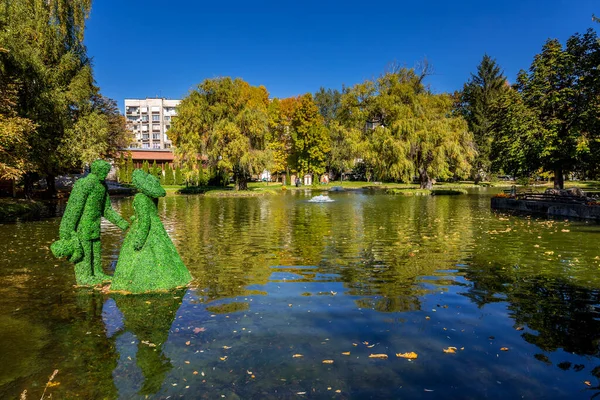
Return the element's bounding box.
[121,150,175,161]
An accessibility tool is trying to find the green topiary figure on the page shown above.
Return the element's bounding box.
[51,159,129,286]
[111,169,191,293]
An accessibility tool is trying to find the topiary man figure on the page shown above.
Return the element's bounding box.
[51,159,129,285]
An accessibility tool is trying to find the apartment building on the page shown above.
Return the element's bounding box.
[124,98,180,150]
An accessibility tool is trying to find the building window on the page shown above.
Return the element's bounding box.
[126,106,139,114]
[164,115,170,121]
[165,143,171,149]
[151,106,160,112]
[141,125,148,131]
[152,124,160,131]
[142,143,150,149]
[141,115,149,122]
[143,133,149,139]
[153,143,161,149]
[165,125,171,131]
[141,107,148,113]
[127,115,137,121]
[152,134,160,140]
[152,115,160,122]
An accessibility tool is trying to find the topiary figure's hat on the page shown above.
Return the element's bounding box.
[91,159,111,179]
[132,169,166,198]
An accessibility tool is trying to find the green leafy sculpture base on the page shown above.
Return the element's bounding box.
[111,169,192,293]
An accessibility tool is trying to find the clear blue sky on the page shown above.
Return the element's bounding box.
[84,0,599,111]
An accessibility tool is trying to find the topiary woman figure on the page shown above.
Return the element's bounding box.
[111,169,191,293]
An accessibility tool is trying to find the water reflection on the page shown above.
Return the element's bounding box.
[104,291,186,397]
[3,191,600,398]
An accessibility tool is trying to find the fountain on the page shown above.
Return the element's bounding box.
[308,194,334,203]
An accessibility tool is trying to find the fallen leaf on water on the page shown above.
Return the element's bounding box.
[185,341,191,346]
[342,352,351,356]
[561,229,570,232]
[335,390,341,393]
[193,327,206,334]
[47,382,60,388]
[425,316,431,320]
[223,346,232,349]
[362,341,369,345]
[322,360,334,364]
[193,371,199,375]
[368,354,388,359]
[352,343,358,346]
[515,327,524,331]
[297,392,306,395]
[396,352,418,359]
[500,347,509,351]
[367,344,375,348]
[443,347,457,354]
[585,381,592,387]
[292,354,303,358]
[247,370,252,375]
[185,361,190,364]
[220,356,228,361]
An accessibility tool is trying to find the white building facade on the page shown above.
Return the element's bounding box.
[124,98,180,149]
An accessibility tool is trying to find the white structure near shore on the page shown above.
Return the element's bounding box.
[125,98,180,150]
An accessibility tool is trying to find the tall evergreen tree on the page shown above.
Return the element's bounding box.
[175,165,183,185]
[458,55,506,182]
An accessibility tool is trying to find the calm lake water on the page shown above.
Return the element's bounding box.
[1,189,600,399]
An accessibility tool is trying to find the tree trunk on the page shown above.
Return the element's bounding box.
[23,172,34,199]
[419,168,433,189]
[46,174,57,197]
[553,166,564,189]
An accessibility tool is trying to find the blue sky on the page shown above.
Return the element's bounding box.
[84,0,599,111]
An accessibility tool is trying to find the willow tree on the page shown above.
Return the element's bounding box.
[0,0,129,194]
[170,77,271,190]
[342,68,475,188]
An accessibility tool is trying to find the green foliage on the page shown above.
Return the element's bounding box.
[126,154,134,183]
[151,160,161,180]
[174,165,184,185]
[142,160,150,174]
[314,87,342,125]
[458,54,507,180]
[117,153,127,183]
[111,170,191,293]
[170,77,271,190]
[164,163,174,185]
[51,159,129,286]
[290,94,331,176]
[340,68,475,188]
[0,2,130,193]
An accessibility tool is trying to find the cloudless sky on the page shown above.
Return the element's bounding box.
[84,0,599,111]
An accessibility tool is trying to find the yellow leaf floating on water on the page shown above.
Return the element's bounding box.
[47,382,60,388]
[500,347,509,351]
[322,359,334,364]
[292,354,303,358]
[396,352,418,359]
[193,371,199,375]
[335,390,341,393]
[223,346,232,349]
[220,356,228,361]
[185,341,191,346]
[443,347,457,354]
[368,354,388,359]
[585,381,592,387]
[341,352,351,356]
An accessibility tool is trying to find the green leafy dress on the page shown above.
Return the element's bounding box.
[111,170,191,293]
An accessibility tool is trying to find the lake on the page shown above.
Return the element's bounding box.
[1,189,599,399]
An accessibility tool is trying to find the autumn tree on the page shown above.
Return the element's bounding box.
[290,94,331,178]
[0,0,130,195]
[170,77,272,190]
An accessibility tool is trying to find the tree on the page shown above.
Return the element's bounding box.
[340,68,475,188]
[290,94,331,177]
[458,55,507,182]
[314,87,342,126]
[142,160,150,174]
[164,163,174,185]
[0,1,129,195]
[126,153,134,184]
[170,77,272,190]
[117,153,127,183]
[516,30,600,188]
[151,160,161,180]
[174,165,183,185]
